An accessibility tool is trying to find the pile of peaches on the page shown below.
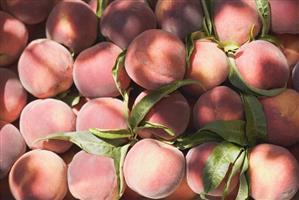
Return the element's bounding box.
[1,0,299,200]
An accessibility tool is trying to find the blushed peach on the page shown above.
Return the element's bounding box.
[18,38,73,98]
[123,139,185,199]
[125,29,186,90]
[9,149,67,200]
[20,99,75,153]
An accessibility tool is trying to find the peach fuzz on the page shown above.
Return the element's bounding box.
[184,39,229,97]
[269,0,299,34]
[76,97,128,131]
[1,0,54,24]
[0,68,27,123]
[123,139,185,199]
[134,91,190,141]
[0,11,28,67]
[235,40,289,90]
[193,86,244,129]
[18,38,73,98]
[125,29,186,90]
[260,89,299,147]
[9,149,67,200]
[155,0,203,40]
[186,142,239,196]
[213,0,261,45]
[19,99,75,153]
[68,151,118,200]
[73,42,130,98]
[46,0,97,53]
[100,0,156,49]
[0,121,26,179]
[249,144,299,200]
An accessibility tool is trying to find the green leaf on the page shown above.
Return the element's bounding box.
[241,94,267,146]
[55,86,81,107]
[235,150,250,200]
[201,0,214,37]
[96,0,109,18]
[89,128,133,139]
[35,131,117,157]
[203,142,241,193]
[185,31,206,69]
[175,130,222,150]
[201,120,247,146]
[222,149,245,199]
[136,121,176,137]
[254,0,270,37]
[129,79,199,129]
[112,50,127,98]
[112,144,130,198]
[228,54,286,97]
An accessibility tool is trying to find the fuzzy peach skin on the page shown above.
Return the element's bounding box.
[68,151,118,200]
[123,139,185,199]
[260,89,299,147]
[19,99,75,153]
[235,40,289,90]
[186,142,239,196]
[125,29,186,90]
[73,42,131,98]
[155,0,203,40]
[213,0,261,45]
[292,61,299,92]
[249,144,299,200]
[184,39,229,97]
[0,11,28,67]
[9,149,68,200]
[0,68,27,123]
[0,121,26,179]
[18,38,73,98]
[275,34,299,69]
[269,0,299,34]
[193,86,244,129]
[76,97,128,131]
[100,0,156,49]
[46,0,97,53]
[134,91,190,141]
[1,0,54,24]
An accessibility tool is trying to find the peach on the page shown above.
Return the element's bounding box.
[269,0,299,34]
[123,139,185,199]
[155,0,203,40]
[1,0,54,24]
[292,61,299,92]
[184,39,229,97]
[100,0,156,49]
[0,68,27,123]
[0,121,26,179]
[193,86,244,129]
[76,97,127,131]
[9,149,67,200]
[46,0,97,53]
[260,89,299,146]
[125,29,186,90]
[249,144,299,200]
[235,40,289,90]
[213,0,261,45]
[18,38,73,98]
[186,142,239,196]
[68,151,118,200]
[19,99,75,153]
[73,42,130,98]
[0,11,28,67]
[134,91,190,140]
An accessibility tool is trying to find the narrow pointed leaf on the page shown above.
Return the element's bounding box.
[112,50,127,98]
[136,121,176,137]
[96,0,109,18]
[203,142,241,193]
[89,128,133,139]
[201,0,214,36]
[254,0,270,37]
[129,79,199,129]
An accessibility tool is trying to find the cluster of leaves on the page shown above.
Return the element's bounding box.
[40,0,285,199]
